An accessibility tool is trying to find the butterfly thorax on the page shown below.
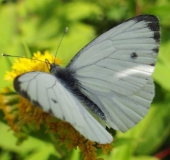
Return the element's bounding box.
[50,63,76,88]
[49,63,106,120]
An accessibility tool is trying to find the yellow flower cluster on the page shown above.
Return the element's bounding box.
[0,88,21,132]
[4,51,62,81]
[1,51,113,160]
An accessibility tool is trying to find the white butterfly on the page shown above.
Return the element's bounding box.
[14,15,160,144]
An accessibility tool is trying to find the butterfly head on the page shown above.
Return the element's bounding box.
[50,63,61,75]
[45,59,60,75]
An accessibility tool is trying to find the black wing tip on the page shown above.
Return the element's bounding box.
[153,47,159,53]
[132,15,159,22]
[13,76,21,94]
[153,31,161,43]
[14,76,31,101]
[14,77,28,99]
[14,76,44,110]
[131,15,161,44]
[132,15,160,31]
[127,15,159,25]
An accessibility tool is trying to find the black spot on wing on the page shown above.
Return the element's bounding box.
[153,32,160,43]
[153,47,159,53]
[51,98,57,103]
[150,63,155,66]
[131,52,138,59]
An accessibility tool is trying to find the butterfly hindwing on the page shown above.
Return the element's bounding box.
[14,72,113,144]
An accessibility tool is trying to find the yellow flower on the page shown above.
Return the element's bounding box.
[4,51,62,81]
[0,88,21,132]
[98,143,113,155]
[79,141,97,160]
[1,51,113,160]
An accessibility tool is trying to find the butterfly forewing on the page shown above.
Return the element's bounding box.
[14,72,113,144]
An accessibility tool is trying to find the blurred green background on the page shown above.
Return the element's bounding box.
[0,0,170,160]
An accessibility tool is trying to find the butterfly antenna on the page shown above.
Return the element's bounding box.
[2,53,45,63]
[54,27,68,64]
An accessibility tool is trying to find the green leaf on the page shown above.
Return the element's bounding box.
[153,42,170,91]
[132,103,170,154]
[0,122,61,160]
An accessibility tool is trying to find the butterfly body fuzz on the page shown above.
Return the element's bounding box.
[50,64,106,120]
